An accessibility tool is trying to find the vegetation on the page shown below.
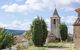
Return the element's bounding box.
[27,42,74,50]
[59,23,68,42]
[47,42,64,47]
[28,46,47,50]
[31,16,48,47]
[24,30,33,46]
[0,28,15,49]
[16,44,26,50]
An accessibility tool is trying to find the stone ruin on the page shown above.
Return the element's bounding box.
[73,8,80,50]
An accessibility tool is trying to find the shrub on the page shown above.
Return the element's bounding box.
[0,28,15,49]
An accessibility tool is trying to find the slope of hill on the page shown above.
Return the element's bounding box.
[6,29,26,35]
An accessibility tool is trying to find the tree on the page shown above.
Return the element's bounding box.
[59,23,68,42]
[31,16,48,47]
[0,28,15,49]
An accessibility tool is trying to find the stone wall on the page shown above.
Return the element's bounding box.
[74,26,80,49]
[73,8,80,50]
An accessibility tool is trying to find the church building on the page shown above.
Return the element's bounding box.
[47,8,61,42]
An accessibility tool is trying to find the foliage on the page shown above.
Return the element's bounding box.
[31,16,48,47]
[16,44,21,50]
[0,28,15,49]
[59,23,68,42]
[24,30,33,46]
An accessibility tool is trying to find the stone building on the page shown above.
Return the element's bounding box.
[47,8,61,42]
[73,8,80,50]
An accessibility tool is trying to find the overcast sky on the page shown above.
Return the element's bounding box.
[0,0,80,33]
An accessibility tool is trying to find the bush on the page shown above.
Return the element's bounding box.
[0,28,15,49]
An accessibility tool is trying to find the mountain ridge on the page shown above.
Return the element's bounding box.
[6,29,26,35]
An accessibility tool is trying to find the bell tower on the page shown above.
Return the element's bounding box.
[51,8,60,39]
[47,8,61,42]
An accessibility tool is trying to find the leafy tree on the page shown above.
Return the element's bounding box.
[59,23,68,42]
[0,28,15,49]
[31,16,48,47]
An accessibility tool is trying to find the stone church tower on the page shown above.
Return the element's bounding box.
[47,8,60,42]
[51,8,60,39]
[73,8,80,50]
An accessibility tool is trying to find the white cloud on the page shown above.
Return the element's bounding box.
[1,3,18,12]
[75,0,80,2]
[61,16,77,33]
[1,0,77,13]
[0,23,7,28]
[61,16,77,26]
[0,20,31,30]
[45,18,50,31]
[9,20,31,30]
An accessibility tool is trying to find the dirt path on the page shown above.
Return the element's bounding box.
[48,48,67,50]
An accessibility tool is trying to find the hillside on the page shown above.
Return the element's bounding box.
[6,29,26,35]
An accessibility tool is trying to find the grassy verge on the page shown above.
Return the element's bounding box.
[47,42,64,47]
[27,42,74,50]
[27,46,48,50]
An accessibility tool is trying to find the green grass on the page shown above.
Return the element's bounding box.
[28,46,48,50]
[27,42,74,50]
[47,42,64,47]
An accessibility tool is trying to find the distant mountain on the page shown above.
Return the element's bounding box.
[6,29,26,35]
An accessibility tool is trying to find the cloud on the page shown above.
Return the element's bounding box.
[1,3,19,12]
[61,16,77,26]
[1,0,78,13]
[0,23,7,28]
[0,20,32,30]
[61,16,77,33]
[45,18,50,30]
[9,20,31,30]
[75,0,80,2]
